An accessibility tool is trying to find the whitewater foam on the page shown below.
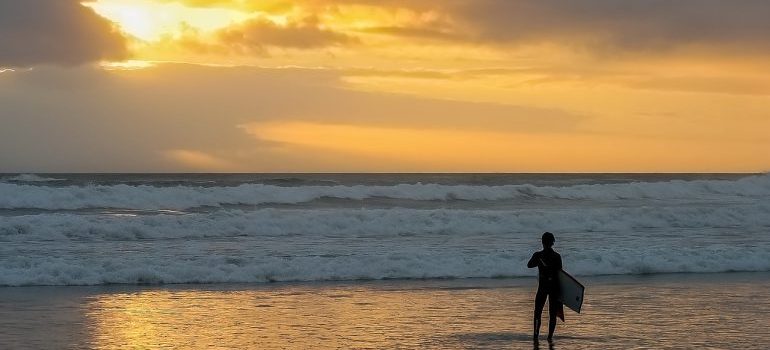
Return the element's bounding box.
[2,173,768,286]
[2,205,769,242]
[2,241,768,286]
[0,174,768,210]
[1,203,769,286]
[2,174,65,183]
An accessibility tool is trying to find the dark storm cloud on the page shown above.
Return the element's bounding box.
[0,0,128,67]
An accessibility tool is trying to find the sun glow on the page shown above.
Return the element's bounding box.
[100,60,156,70]
[85,0,249,41]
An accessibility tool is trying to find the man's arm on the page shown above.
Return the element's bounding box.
[527,252,540,268]
[555,254,563,271]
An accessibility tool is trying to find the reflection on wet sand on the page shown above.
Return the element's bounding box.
[1,273,768,349]
[81,274,770,349]
[85,281,539,349]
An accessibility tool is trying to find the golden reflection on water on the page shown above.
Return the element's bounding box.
[85,282,537,349]
[81,276,770,349]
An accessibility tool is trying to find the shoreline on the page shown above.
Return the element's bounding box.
[2,271,768,349]
[2,270,769,290]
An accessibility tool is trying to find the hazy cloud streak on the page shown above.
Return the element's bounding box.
[0,64,584,172]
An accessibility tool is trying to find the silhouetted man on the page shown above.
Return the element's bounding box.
[527,231,563,343]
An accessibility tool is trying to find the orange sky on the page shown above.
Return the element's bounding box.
[0,0,768,172]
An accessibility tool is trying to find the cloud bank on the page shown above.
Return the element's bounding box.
[217,16,355,51]
[450,0,770,53]
[0,0,128,67]
[150,0,770,55]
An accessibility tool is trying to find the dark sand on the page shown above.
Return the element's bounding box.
[1,273,769,349]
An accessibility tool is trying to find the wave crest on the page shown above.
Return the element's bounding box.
[0,174,768,210]
[2,174,65,183]
[2,205,769,286]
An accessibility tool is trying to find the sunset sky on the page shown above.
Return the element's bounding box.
[1,0,769,172]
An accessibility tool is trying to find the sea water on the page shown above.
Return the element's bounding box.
[1,173,769,286]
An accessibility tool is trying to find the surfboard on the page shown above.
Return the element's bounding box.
[558,270,584,313]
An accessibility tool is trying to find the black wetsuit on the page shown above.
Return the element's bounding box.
[527,248,562,338]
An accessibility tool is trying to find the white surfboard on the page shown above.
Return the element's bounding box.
[558,270,584,313]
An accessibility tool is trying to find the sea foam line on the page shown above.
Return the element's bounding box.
[0,174,768,210]
[2,244,769,286]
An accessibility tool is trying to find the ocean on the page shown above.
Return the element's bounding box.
[2,173,768,286]
[2,173,770,349]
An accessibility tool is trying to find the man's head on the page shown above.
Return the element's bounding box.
[542,232,555,248]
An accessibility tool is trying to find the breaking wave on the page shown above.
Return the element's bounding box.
[2,243,768,286]
[2,174,768,286]
[2,174,65,183]
[2,205,770,242]
[1,204,769,286]
[0,174,768,210]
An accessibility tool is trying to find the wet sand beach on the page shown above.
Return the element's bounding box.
[1,272,768,349]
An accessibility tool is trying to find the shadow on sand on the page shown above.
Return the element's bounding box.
[450,332,613,349]
[449,332,550,349]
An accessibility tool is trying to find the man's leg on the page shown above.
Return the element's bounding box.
[533,289,547,340]
[547,294,558,340]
